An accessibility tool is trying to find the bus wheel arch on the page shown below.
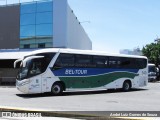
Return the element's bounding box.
[51,81,65,95]
[122,80,132,92]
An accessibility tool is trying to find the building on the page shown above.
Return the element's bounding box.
[0,0,92,50]
[0,0,92,85]
[0,50,30,85]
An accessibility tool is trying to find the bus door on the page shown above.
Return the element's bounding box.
[41,76,53,93]
[29,75,42,93]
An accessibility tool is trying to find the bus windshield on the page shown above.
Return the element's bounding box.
[17,53,55,80]
[17,58,43,80]
[17,59,30,80]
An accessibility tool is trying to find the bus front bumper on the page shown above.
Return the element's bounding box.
[16,79,30,94]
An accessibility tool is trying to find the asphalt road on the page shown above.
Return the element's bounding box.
[0,82,160,111]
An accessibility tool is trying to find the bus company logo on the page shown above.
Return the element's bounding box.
[2,112,12,117]
[65,69,88,75]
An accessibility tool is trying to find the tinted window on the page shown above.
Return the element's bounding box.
[121,58,147,69]
[93,56,107,68]
[20,25,35,37]
[54,54,75,68]
[27,52,54,72]
[54,54,147,69]
[20,13,36,25]
[37,1,53,12]
[135,58,147,69]
[24,44,30,48]
[149,65,156,72]
[120,58,133,68]
[75,55,93,68]
[21,2,36,14]
[36,12,53,24]
[109,57,121,68]
[29,58,43,77]
[36,24,53,36]
[109,57,147,69]
[39,53,55,71]
[38,43,45,48]
[29,54,53,76]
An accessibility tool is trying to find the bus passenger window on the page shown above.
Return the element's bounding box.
[120,58,132,68]
[93,56,107,68]
[54,54,75,68]
[135,58,147,69]
[75,55,92,68]
[109,57,121,68]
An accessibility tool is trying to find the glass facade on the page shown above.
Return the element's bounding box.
[20,0,53,49]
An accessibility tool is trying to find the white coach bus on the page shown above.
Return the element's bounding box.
[14,48,148,95]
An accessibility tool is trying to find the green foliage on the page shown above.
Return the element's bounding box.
[142,41,160,65]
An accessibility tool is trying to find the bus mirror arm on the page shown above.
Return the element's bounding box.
[22,56,45,68]
[14,59,22,68]
[22,60,27,68]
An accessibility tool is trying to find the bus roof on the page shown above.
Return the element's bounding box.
[27,48,147,59]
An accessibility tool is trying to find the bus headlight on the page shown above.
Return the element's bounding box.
[17,79,30,87]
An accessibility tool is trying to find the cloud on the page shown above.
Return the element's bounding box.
[92,42,119,54]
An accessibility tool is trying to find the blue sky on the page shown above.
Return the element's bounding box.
[68,0,160,53]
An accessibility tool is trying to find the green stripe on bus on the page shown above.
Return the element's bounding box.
[59,72,139,89]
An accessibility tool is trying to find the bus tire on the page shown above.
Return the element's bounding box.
[122,81,131,92]
[51,82,63,95]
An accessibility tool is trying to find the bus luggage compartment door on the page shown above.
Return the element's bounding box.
[42,77,47,93]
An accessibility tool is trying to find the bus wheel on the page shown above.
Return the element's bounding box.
[51,83,63,95]
[122,81,131,92]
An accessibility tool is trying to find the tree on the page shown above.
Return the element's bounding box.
[142,40,160,65]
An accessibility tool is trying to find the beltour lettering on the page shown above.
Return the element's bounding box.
[65,69,87,75]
